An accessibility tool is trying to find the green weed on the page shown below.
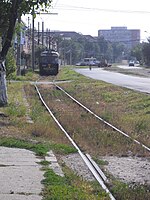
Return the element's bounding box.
[5,102,26,117]
[51,143,77,154]
[135,119,148,133]
[42,168,109,200]
[39,160,51,166]
[0,137,76,156]
[93,158,109,166]
[0,137,49,156]
[111,181,150,200]
[56,66,88,82]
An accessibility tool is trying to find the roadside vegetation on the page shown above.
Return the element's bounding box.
[103,65,150,78]
[0,66,150,199]
[56,66,150,149]
[0,76,108,199]
[42,167,109,200]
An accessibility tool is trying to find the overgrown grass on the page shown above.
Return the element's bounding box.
[0,137,77,156]
[6,82,26,115]
[56,66,90,82]
[56,67,150,148]
[7,70,40,81]
[42,168,109,200]
[23,84,75,145]
[1,66,150,199]
[0,137,49,156]
[38,83,148,157]
[0,82,29,129]
[111,181,150,200]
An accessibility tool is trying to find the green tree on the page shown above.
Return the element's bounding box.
[112,42,125,63]
[142,40,150,66]
[0,0,52,106]
[6,47,17,78]
[130,43,143,63]
[97,36,109,57]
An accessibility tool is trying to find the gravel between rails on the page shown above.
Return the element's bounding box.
[101,156,150,185]
[61,153,150,185]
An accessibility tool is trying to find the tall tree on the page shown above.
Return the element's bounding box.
[0,0,52,106]
[142,40,150,66]
[130,43,143,63]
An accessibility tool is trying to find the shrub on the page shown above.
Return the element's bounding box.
[6,47,17,78]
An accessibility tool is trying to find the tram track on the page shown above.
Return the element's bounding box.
[34,78,150,199]
[34,83,116,200]
[54,83,150,153]
[34,77,150,153]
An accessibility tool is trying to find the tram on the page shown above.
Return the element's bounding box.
[39,49,59,76]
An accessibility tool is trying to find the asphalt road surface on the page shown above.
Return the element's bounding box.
[75,68,150,94]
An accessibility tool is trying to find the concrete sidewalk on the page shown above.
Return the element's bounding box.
[0,147,44,200]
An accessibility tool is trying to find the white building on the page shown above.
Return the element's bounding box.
[98,26,140,49]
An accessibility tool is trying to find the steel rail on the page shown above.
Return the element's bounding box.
[34,83,116,200]
[54,83,150,153]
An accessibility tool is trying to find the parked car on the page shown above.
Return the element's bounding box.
[75,62,86,66]
[129,61,134,66]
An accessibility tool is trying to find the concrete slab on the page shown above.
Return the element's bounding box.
[0,194,42,200]
[46,150,64,177]
[0,147,44,200]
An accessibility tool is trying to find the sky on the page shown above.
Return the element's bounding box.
[22,0,150,41]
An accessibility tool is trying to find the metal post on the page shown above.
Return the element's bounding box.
[42,21,44,46]
[32,10,35,71]
[38,22,40,45]
[49,29,51,50]
[17,15,21,75]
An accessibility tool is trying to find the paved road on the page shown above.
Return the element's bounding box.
[75,68,150,94]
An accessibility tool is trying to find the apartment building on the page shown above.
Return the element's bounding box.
[98,26,140,49]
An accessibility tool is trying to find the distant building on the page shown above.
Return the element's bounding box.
[98,26,140,49]
[49,31,81,40]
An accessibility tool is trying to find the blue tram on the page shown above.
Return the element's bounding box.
[39,50,59,76]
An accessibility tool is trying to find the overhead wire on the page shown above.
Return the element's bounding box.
[53,0,60,8]
[53,4,150,14]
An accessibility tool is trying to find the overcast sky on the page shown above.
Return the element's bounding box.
[22,0,150,41]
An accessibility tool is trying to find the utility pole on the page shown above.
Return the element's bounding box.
[31,12,58,71]
[42,21,44,46]
[32,8,35,71]
[17,15,21,75]
[48,29,51,50]
[38,22,40,45]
